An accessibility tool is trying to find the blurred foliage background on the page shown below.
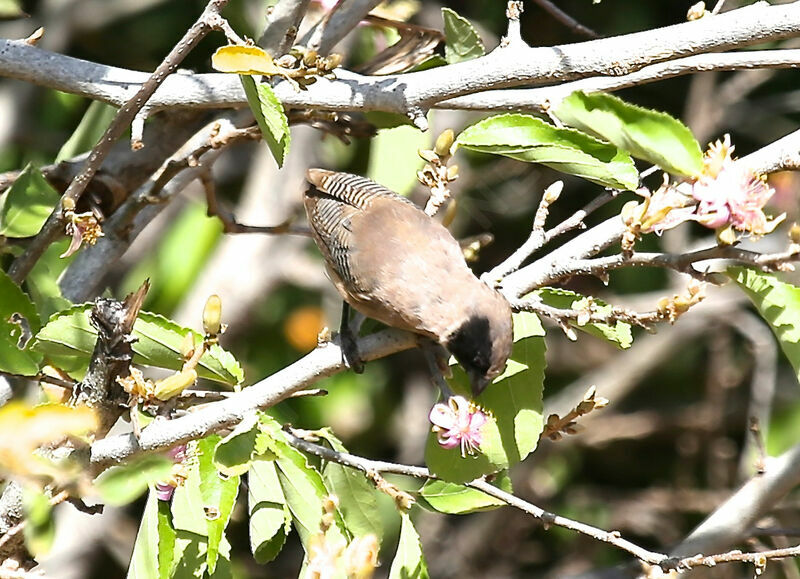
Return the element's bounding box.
[2,0,800,577]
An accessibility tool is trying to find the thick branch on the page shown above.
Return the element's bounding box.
[1,4,799,119]
[89,329,416,465]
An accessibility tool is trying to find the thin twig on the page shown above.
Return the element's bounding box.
[6,0,232,285]
[530,0,598,38]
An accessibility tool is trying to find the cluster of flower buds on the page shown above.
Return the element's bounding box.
[544,386,609,442]
[307,495,380,579]
[418,129,460,217]
[275,46,342,89]
[656,280,706,324]
[60,196,103,258]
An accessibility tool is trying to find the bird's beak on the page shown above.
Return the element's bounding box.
[470,372,491,398]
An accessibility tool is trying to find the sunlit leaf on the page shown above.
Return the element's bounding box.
[730,267,800,383]
[553,91,703,177]
[94,455,174,506]
[0,402,97,477]
[316,429,383,541]
[241,76,290,168]
[196,435,240,573]
[0,269,43,376]
[441,8,484,63]
[535,288,633,348]
[214,413,260,477]
[419,471,511,514]
[127,489,172,579]
[388,511,429,579]
[248,458,291,563]
[259,415,349,550]
[31,305,243,385]
[0,163,60,238]
[456,114,639,190]
[368,124,427,196]
[426,312,545,483]
[211,45,284,76]
[0,0,26,19]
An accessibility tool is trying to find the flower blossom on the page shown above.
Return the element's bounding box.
[689,135,784,236]
[429,396,488,457]
[155,443,188,502]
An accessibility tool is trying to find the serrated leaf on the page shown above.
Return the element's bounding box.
[0,269,43,376]
[535,288,633,348]
[127,489,176,579]
[196,435,240,573]
[0,163,60,238]
[441,8,484,64]
[30,305,243,385]
[419,471,511,514]
[248,458,290,563]
[316,429,383,541]
[389,511,429,579]
[553,91,703,177]
[456,114,639,190]
[94,455,173,506]
[426,312,545,483]
[214,413,260,477]
[241,75,290,168]
[259,415,349,549]
[730,267,800,383]
[22,487,54,557]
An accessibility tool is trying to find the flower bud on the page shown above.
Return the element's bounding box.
[434,129,455,157]
[446,164,459,181]
[303,49,318,67]
[418,148,437,163]
[203,294,223,336]
[154,368,197,401]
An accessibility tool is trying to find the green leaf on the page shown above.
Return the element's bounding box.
[248,458,291,563]
[56,101,117,163]
[31,305,243,385]
[0,163,60,238]
[27,240,74,321]
[259,415,349,549]
[409,55,447,72]
[0,269,43,376]
[389,511,429,579]
[368,124,427,196]
[156,499,177,579]
[196,435,240,573]
[425,312,545,483]
[317,429,383,541]
[241,76,290,168]
[94,455,174,506]
[729,267,800,383]
[441,8,484,64]
[553,91,703,177]
[419,471,511,514]
[214,413,260,477]
[22,487,54,557]
[535,288,633,348]
[0,0,26,19]
[456,114,639,190]
[127,490,159,579]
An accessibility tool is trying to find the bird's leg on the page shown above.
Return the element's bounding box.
[419,338,453,398]
[339,302,365,374]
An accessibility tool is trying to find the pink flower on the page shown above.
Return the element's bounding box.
[429,396,488,457]
[155,481,176,502]
[690,135,784,236]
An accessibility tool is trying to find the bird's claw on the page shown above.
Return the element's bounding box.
[340,328,365,374]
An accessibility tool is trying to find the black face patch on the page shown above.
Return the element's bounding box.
[446,316,492,378]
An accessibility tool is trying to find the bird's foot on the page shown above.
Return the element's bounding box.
[340,328,365,374]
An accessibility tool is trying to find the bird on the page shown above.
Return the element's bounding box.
[303,168,513,397]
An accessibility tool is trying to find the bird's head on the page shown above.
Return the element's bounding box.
[445,291,513,397]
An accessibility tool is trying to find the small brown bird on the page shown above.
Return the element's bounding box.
[304,169,513,396]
